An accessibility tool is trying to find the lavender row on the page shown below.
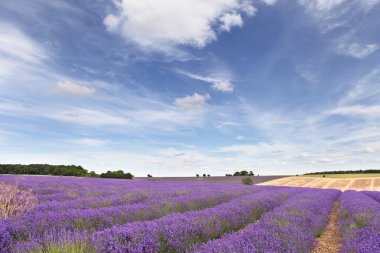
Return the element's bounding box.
[338,190,380,253]
[86,187,299,253]
[194,188,340,253]
[362,190,380,203]
[3,186,256,252]
[33,188,193,213]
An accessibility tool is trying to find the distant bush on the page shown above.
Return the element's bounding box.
[100,170,134,179]
[226,174,232,176]
[242,177,253,185]
[0,182,38,219]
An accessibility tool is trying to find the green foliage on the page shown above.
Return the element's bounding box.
[304,169,380,175]
[225,174,232,176]
[87,171,99,178]
[0,164,90,177]
[99,170,134,179]
[233,170,254,176]
[242,177,253,185]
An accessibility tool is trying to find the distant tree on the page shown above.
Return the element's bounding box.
[207,174,210,177]
[240,170,249,176]
[248,171,254,176]
[0,164,91,177]
[147,174,153,178]
[100,170,134,179]
[226,174,232,176]
[203,174,206,177]
[88,171,99,177]
[196,174,199,177]
[233,171,240,176]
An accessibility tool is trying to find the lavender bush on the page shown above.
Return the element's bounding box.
[193,188,340,253]
[90,187,301,253]
[338,190,380,253]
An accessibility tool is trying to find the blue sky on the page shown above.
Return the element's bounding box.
[1,0,380,176]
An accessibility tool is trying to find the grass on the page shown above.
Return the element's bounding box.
[305,173,380,178]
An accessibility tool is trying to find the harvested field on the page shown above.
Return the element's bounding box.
[259,176,379,191]
[350,179,372,190]
[373,178,380,191]
[328,180,351,190]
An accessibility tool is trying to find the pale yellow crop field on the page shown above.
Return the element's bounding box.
[258,176,380,191]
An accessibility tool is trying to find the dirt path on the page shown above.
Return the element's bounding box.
[312,201,341,253]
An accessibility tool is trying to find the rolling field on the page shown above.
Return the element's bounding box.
[306,173,380,178]
[0,175,379,252]
[133,175,288,184]
[259,176,380,191]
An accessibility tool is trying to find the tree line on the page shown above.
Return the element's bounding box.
[226,170,255,176]
[0,164,134,179]
[305,169,380,175]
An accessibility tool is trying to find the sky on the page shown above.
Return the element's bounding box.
[0,0,380,176]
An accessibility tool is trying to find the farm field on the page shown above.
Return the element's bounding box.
[259,176,380,191]
[306,173,380,178]
[133,175,288,184]
[1,175,380,252]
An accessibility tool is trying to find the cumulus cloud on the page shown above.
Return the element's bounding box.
[174,93,210,111]
[104,0,256,50]
[219,12,244,31]
[337,43,379,59]
[178,70,234,92]
[55,80,95,96]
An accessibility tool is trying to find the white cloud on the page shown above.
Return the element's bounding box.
[337,43,379,59]
[178,70,234,92]
[260,0,277,5]
[104,0,255,51]
[298,0,346,11]
[338,68,380,107]
[73,138,107,147]
[235,135,245,140]
[55,80,95,96]
[218,142,294,156]
[329,105,380,118]
[0,22,47,63]
[219,12,244,31]
[174,93,210,111]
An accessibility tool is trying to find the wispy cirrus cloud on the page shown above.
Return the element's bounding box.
[0,22,48,64]
[337,42,379,59]
[177,70,234,92]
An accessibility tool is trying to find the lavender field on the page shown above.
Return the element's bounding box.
[0,175,379,253]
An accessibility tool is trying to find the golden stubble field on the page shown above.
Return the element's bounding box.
[258,175,380,191]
